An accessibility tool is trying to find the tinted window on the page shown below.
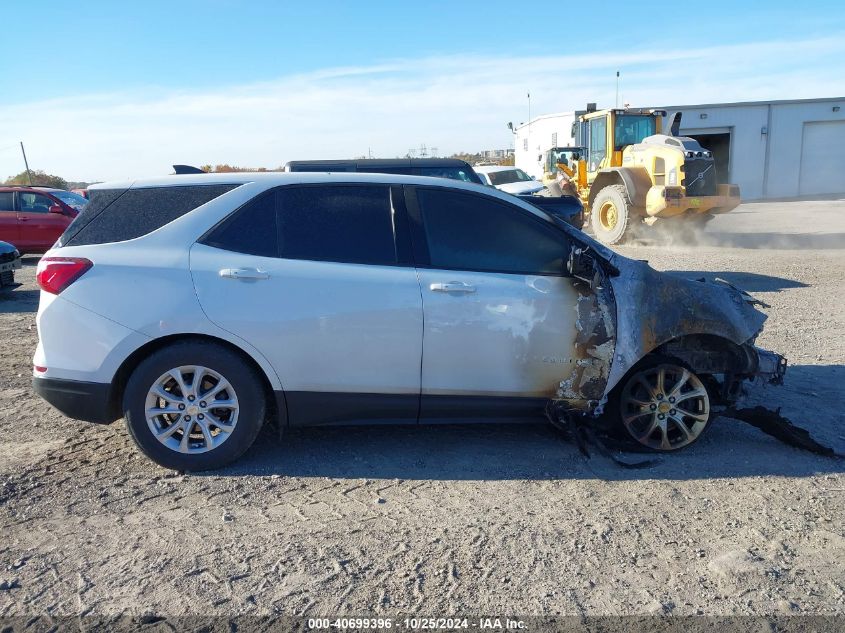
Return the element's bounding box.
[0,192,13,211]
[62,184,237,247]
[486,169,533,186]
[288,163,355,173]
[417,188,568,275]
[414,166,481,184]
[19,192,54,213]
[200,192,277,257]
[50,190,88,211]
[356,166,406,175]
[277,185,396,265]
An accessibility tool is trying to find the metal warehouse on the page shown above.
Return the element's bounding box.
[513,97,845,200]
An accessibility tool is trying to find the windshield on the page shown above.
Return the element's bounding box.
[51,190,88,211]
[486,169,533,186]
[614,115,656,150]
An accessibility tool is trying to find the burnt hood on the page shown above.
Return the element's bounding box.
[605,258,768,393]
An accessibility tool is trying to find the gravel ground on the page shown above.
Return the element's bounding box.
[0,199,843,620]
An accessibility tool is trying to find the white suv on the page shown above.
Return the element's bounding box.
[33,172,785,470]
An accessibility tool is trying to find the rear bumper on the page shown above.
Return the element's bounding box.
[645,184,741,218]
[32,376,119,424]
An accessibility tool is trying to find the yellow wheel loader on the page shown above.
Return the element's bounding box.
[542,106,741,245]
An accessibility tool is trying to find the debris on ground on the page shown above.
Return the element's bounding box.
[724,406,843,458]
[547,402,842,468]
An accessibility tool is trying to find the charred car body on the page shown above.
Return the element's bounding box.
[561,238,786,450]
[32,172,785,469]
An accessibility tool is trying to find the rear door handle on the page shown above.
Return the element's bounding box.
[219,267,270,280]
[430,281,476,293]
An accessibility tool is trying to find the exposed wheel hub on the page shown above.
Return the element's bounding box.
[600,201,618,230]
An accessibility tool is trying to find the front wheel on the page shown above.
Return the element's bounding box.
[123,341,267,471]
[608,359,712,451]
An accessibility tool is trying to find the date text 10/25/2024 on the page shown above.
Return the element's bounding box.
[307,617,526,630]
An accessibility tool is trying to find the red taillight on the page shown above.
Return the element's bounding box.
[34,365,47,373]
[36,257,92,294]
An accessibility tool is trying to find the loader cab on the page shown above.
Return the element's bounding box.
[543,146,586,179]
[577,108,665,183]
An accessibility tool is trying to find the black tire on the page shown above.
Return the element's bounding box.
[0,270,13,287]
[123,341,266,471]
[603,355,713,452]
[590,184,636,245]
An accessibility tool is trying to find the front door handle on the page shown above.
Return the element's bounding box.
[430,281,476,293]
[219,268,270,280]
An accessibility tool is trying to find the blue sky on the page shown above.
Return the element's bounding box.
[1,0,844,180]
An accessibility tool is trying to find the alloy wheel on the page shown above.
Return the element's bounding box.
[619,363,710,451]
[144,365,239,454]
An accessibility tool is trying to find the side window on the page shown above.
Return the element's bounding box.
[19,192,53,213]
[414,167,478,183]
[200,192,277,257]
[276,185,396,265]
[416,188,569,275]
[63,184,237,247]
[0,192,14,211]
[588,117,607,171]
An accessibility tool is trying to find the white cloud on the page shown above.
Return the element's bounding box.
[1,34,843,182]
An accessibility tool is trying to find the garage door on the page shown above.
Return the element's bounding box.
[799,121,845,196]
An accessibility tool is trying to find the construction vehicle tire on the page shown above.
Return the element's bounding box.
[591,184,634,245]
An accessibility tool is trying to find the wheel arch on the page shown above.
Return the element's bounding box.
[645,333,757,403]
[588,167,651,210]
[110,333,287,428]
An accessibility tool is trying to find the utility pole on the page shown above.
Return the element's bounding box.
[20,142,33,185]
[615,71,620,108]
[527,92,532,155]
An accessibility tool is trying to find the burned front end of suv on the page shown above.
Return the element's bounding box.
[553,244,786,423]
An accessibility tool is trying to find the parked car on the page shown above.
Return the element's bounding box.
[285,158,584,228]
[71,188,89,199]
[285,158,483,183]
[0,186,85,254]
[32,172,785,471]
[474,166,547,196]
[0,240,21,287]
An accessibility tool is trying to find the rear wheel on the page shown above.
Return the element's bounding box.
[590,184,636,245]
[608,358,712,451]
[123,341,266,471]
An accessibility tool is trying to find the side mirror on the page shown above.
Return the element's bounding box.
[567,246,600,287]
[48,204,64,214]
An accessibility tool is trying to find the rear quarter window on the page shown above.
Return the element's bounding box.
[61,184,237,247]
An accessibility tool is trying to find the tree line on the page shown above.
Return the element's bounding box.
[5,153,515,189]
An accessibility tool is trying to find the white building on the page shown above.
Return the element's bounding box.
[513,111,577,181]
[513,97,845,200]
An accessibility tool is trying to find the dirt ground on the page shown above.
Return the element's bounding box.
[0,199,843,621]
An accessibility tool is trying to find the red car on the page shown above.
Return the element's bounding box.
[0,186,85,254]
